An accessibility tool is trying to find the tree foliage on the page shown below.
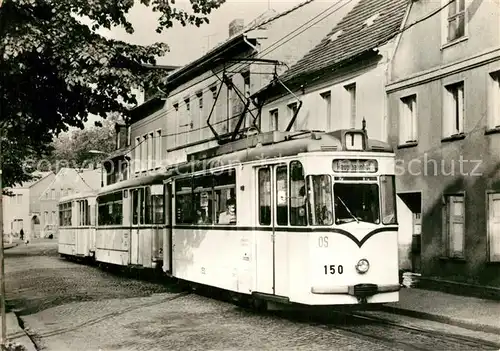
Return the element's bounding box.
[0,0,225,189]
[46,114,120,173]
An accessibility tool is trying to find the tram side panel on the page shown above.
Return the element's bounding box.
[172,227,253,293]
[58,227,76,256]
[95,190,130,266]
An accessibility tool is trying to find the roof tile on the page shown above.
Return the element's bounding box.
[280,0,409,82]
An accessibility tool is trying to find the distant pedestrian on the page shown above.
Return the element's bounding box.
[20,229,24,241]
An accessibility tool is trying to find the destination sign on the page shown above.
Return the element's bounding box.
[332,159,378,173]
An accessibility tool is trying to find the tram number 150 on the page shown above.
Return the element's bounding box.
[324,265,344,275]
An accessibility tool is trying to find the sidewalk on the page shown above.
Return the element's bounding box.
[380,287,500,335]
[1,313,36,351]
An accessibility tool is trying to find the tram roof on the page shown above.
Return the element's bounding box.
[96,172,168,197]
[171,129,393,175]
[58,190,97,203]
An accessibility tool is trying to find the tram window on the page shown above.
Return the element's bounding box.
[194,175,213,225]
[152,194,165,224]
[86,200,91,226]
[139,188,145,224]
[98,192,123,226]
[215,187,236,225]
[176,193,194,224]
[380,175,397,224]
[145,187,152,224]
[276,166,288,226]
[334,183,380,225]
[132,190,139,225]
[258,168,271,225]
[59,202,72,227]
[212,170,236,225]
[289,161,307,226]
[306,175,333,226]
[175,177,194,224]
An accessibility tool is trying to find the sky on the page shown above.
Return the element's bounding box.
[82,0,306,128]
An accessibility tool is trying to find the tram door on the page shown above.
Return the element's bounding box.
[255,165,289,296]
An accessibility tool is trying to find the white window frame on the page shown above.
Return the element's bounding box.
[399,94,418,144]
[442,194,465,259]
[443,82,465,138]
[320,90,332,131]
[269,108,279,131]
[141,134,147,172]
[134,137,140,175]
[442,0,467,45]
[287,102,298,131]
[148,132,154,170]
[197,92,204,141]
[344,83,356,128]
[488,71,500,129]
[487,192,500,262]
[155,129,162,169]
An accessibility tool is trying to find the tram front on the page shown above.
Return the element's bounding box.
[301,154,400,306]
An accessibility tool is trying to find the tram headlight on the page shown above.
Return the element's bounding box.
[355,259,370,274]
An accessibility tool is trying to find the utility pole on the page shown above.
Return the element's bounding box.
[0,0,8,346]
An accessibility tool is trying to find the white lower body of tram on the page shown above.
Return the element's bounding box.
[95,226,163,269]
[165,223,399,306]
[58,226,96,259]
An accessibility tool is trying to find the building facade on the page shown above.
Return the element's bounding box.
[253,0,410,267]
[108,0,359,183]
[387,0,500,286]
[2,171,55,239]
[38,168,101,238]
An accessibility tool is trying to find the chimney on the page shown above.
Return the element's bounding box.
[229,19,244,37]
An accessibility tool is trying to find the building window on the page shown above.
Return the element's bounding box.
[51,211,56,225]
[269,109,279,131]
[141,135,147,172]
[197,92,204,140]
[134,137,140,174]
[173,103,179,147]
[148,132,154,170]
[51,189,55,199]
[443,82,465,137]
[443,195,465,258]
[399,94,418,144]
[44,211,48,225]
[446,0,466,43]
[184,98,190,112]
[155,130,162,168]
[320,91,332,131]
[344,83,356,127]
[488,71,500,129]
[287,102,298,131]
[488,193,500,262]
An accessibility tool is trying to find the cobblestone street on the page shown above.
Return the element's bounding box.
[4,240,500,351]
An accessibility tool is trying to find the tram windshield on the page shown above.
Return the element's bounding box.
[333,183,380,225]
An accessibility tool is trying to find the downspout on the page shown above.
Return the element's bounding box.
[384,0,413,142]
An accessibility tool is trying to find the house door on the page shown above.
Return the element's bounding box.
[255,164,288,296]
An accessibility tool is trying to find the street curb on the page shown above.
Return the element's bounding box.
[379,305,500,335]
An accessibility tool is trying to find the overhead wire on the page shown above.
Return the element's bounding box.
[117,0,469,163]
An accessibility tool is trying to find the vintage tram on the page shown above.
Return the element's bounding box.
[58,190,98,260]
[162,129,400,308]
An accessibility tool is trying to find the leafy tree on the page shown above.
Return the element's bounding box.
[0,0,225,191]
[45,113,120,173]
